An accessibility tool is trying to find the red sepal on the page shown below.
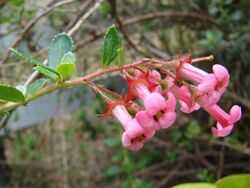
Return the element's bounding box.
[99,95,132,117]
[125,71,158,100]
[174,54,192,83]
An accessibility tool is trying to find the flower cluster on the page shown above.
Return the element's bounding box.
[102,55,242,151]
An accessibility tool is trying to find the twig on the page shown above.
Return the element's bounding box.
[24,0,104,87]
[123,12,227,32]
[195,143,216,171]
[108,0,150,57]
[67,0,104,36]
[217,144,225,179]
[0,0,76,65]
[64,0,92,31]
[75,11,226,49]
[225,91,250,110]
[0,56,212,113]
[157,162,183,188]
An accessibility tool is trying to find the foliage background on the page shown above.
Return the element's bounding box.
[0,0,249,187]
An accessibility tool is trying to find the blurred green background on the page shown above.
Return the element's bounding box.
[0,0,249,187]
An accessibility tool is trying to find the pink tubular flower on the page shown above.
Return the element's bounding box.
[112,104,155,151]
[136,92,176,130]
[178,60,229,106]
[112,105,133,129]
[170,85,200,113]
[121,119,155,151]
[125,71,158,101]
[149,70,161,84]
[203,104,241,137]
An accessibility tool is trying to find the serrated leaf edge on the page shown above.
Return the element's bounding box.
[48,32,73,52]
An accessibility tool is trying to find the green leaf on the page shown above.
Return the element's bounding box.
[10,48,41,65]
[10,48,62,80]
[0,84,25,103]
[216,174,250,188]
[60,52,76,64]
[56,52,76,79]
[48,32,73,69]
[56,63,75,79]
[16,85,27,96]
[34,66,60,81]
[117,47,124,66]
[172,183,216,188]
[102,25,122,67]
[26,79,47,97]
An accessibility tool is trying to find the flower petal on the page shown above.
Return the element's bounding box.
[127,142,144,151]
[143,130,155,140]
[144,93,166,116]
[165,92,176,111]
[136,111,159,130]
[211,122,234,137]
[149,70,161,82]
[125,119,144,138]
[121,132,131,147]
[179,100,200,113]
[204,91,221,107]
[197,74,217,93]
[229,105,242,123]
[158,111,176,129]
[213,64,229,84]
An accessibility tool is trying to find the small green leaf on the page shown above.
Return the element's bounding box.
[16,85,27,96]
[10,48,62,80]
[56,63,75,79]
[117,47,124,66]
[60,52,76,64]
[26,79,47,97]
[34,66,60,81]
[10,48,41,65]
[0,84,25,103]
[56,52,76,79]
[48,32,73,69]
[216,174,250,188]
[102,25,122,67]
[172,183,216,188]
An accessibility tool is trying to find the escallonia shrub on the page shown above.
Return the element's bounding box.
[0,25,241,151]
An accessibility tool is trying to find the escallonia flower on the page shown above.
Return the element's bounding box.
[169,79,241,137]
[103,96,155,151]
[202,104,241,137]
[170,85,200,113]
[176,55,229,106]
[124,69,159,99]
[135,92,177,130]
[121,119,155,151]
[125,70,177,129]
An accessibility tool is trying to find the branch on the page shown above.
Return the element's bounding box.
[0,56,209,114]
[75,11,227,49]
[24,0,104,87]
[0,0,76,65]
